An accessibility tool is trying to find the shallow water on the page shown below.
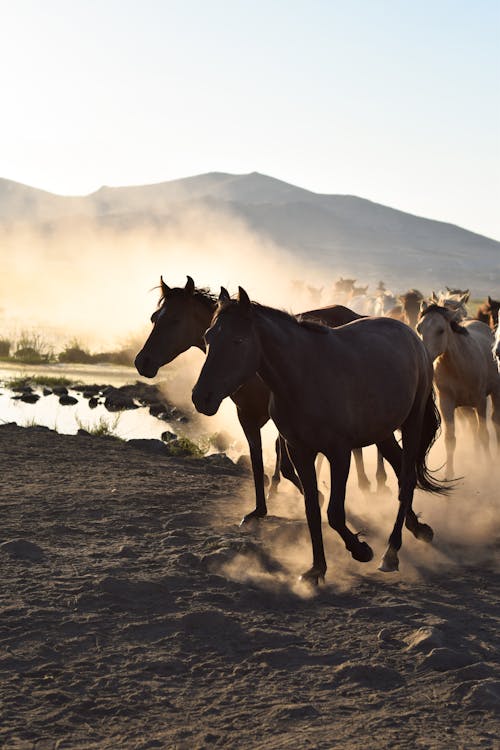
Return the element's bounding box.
[0,387,175,440]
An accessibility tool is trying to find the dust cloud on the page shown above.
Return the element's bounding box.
[218,424,499,594]
[0,202,320,353]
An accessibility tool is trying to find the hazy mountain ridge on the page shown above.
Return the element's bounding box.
[1,172,498,294]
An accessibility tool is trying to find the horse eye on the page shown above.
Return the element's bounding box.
[437,328,445,335]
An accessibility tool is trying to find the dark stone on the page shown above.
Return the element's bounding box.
[20,393,40,404]
[161,430,178,443]
[88,397,99,409]
[127,439,168,455]
[42,388,52,396]
[53,386,69,396]
[0,539,45,561]
[59,395,78,406]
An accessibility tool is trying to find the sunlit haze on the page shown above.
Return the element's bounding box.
[1,0,499,239]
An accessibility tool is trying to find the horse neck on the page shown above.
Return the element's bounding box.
[253,310,311,399]
[438,324,471,371]
[191,298,217,350]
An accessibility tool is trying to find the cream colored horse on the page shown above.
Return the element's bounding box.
[417,303,500,478]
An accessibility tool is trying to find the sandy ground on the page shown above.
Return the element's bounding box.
[0,423,499,749]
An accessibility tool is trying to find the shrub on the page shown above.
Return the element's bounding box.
[13,331,54,364]
[0,338,11,357]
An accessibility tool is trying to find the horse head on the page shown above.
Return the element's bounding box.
[192,287,260,416]
[135,275,215,377]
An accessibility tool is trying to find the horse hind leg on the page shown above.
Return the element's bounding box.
[476,398,490,458]
[377,434,432,543]
[352,448,371,492]
[491,385,500,452]
[327,449,374,563]
[375,447,389,494]
[379,421,419,572]
[267,436,282,500]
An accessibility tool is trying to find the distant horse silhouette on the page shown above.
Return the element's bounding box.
[193,288,445,583]
[417,302,500,478]
[135,277,389,527]
[432,289,470,321]
[386,289,424,329]
[476,296,500,330]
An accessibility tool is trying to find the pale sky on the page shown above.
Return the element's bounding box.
[1,0,499,239]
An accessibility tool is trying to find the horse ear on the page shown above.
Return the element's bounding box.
[488,295,492,305]
[160,276,170,295]
[460,292,470,304]
[431,291,438,303]
[185,276,195,295]
[420,300,428,313]
[237,286,251,310]
[219,286,230,302]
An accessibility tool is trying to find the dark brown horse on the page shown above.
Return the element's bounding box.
[386,289,424,329]
[193,288,445,583]
[476,296,500,330]
[135,277,389,525]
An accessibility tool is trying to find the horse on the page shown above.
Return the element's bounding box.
[386,289,424,329]
[134,277,389,526]
[417,302,500,478]
[432,289,470,321]
[192,287,445,583]
[476,296,500,330]
[494,326,500,372]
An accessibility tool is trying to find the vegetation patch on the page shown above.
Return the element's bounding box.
[4,375,78,390]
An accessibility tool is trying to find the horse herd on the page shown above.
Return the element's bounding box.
[135,277,500,584]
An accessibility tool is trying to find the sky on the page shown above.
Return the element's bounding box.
[0,0,499,239]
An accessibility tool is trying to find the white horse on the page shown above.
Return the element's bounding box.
[417,302,500,478]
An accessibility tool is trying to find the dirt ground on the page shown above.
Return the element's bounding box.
[0,423,498,749]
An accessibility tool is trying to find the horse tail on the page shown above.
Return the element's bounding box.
[416,388,450,494]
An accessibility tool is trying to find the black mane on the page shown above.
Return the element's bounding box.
[158,285,218,311]
[419,304,469,335]
[216,299,329,334]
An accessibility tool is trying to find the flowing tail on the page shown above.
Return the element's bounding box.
[416,388,450,494]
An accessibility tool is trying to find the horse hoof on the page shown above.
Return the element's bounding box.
[351,541,373,563]
[300,568,326,586]
[416,522,434,543]
[378,549,399,573]
[239,511,266,526]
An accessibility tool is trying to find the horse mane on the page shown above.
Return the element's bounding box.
[419,304,469,335]
[157,285,218,311]
[216,299,329,334]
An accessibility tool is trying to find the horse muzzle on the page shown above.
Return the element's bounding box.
[191,385,222,416]
[134,352,159,379]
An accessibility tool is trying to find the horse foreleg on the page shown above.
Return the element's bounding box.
[375,448,389,493]
[327,448,373,563]
[352,448,371,492]
[491,386,500,453]
[238,415,267,524]
[476,398,490,458]
[279,437,304,494]
[286,443,325,584]
[267,436,282,500]
[439,393,456,480]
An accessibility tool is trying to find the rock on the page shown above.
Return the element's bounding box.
[0,539,44,561]
[421,647,474,672]
[329,661,405,689]
[88,397,99,409]
[127,438,168,455]
[20,393,40,404]
[149,402,168,417]
[404,626,445,652]
[460,679,500,709]
[43,387,52,396]
[161,430,178,443]
[53,386,69,396]
[59,395,78,406]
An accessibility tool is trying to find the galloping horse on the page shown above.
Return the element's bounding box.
[417,303,500,478]
[476,296,500,330]
[135,277,390,526]
[193,288,444,583]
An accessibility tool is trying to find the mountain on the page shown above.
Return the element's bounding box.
[1,172,498,294]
